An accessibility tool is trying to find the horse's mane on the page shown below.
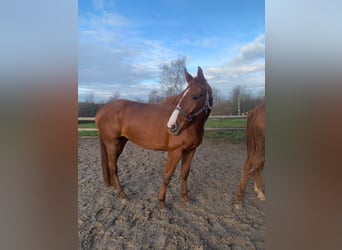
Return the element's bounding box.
[162,94,181,106]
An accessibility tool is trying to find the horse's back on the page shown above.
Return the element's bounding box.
[95,99,171,149]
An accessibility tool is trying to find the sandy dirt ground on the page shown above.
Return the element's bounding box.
[78,137,265,250]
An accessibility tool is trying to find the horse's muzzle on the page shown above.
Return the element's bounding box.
[167,123,182,136]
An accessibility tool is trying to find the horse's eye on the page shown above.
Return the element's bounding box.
[192,95,200,100]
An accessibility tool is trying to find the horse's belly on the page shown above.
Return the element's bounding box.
[122,127,169,151]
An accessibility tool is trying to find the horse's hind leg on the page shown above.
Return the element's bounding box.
[250,141,265,201]
[253,169,265,201]
[180,149,196,203]
[105,137,128,199]
[252,154,265,201]
[235,158,251,208]
[99,135,112,187]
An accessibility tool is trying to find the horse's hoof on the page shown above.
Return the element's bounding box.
[257,193,265,201]
[181,194,190,203]
[159,201,167,209]
[234,203,243,210]
[118,191,128,199]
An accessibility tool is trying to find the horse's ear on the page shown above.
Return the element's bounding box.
[184,67,193,83]
[197,66,204,80]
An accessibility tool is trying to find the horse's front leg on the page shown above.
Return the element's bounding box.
[158,150,183,209]
[180,149,196,203]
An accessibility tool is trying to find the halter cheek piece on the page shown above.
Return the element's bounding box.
[175,91,212,124]
[175,106,194,123]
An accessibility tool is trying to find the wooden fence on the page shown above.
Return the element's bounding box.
[78,116,247,132]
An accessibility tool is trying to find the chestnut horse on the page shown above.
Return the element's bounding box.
[95,67,213,209]
[236,103,265,208]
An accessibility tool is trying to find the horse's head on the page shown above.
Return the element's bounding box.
[167,67,213,136]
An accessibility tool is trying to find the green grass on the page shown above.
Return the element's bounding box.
[78,122,96,128]
[203,118,246,143]
[78,122,98,137]
[78,131,98,137]
[205,118,246,128]
[204,118,246,143]
[78,118,246,143]
[204,130,245,143]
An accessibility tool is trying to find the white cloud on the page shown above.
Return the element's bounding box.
[78,4,264,102]
[78,81,160,103]
[79,10,181,102]
[205,34,265,96]
[100,12,128,27]
[180,37,220,48]
[231,35,265,65]
[79,11,130,44]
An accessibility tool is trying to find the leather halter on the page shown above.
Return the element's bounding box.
[175,89,212,124]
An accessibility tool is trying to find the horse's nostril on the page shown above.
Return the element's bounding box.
[171,124,178,131]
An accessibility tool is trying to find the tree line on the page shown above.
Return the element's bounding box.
[78,57,264,117]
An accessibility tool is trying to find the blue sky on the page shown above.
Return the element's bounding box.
[78,0,265,102]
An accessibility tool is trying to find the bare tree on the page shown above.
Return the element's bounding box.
[230,85,264,115]
[134,97,145,103]
[212,87,225,103]
[78,92,100,117]
[84,92,95,103]
[160,56,187,98]
[107,91,120,103]
[210,87,233,115]
[148,89,163,103]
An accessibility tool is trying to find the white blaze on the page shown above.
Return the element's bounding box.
[166,89,189,129]
[167,108,180,128]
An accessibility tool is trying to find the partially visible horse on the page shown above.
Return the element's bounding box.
[235,103,265,208]
[95,67,213,209]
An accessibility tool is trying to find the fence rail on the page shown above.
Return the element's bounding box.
[78,116,247,132]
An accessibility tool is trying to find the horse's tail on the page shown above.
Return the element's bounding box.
[98,135,112,186]
[246,105,264,174]
[246,111,257,174]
